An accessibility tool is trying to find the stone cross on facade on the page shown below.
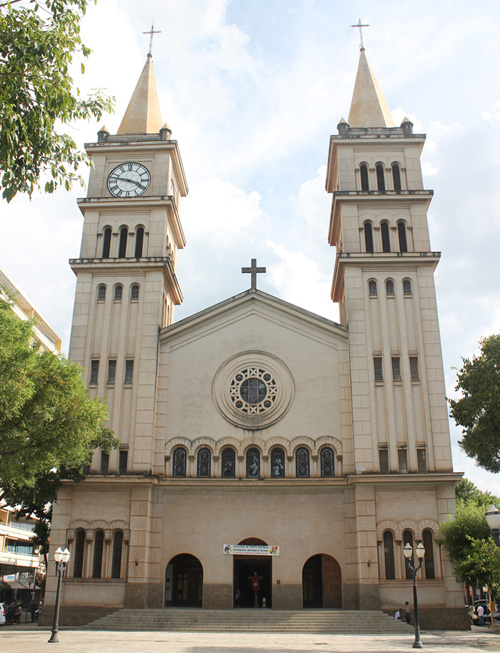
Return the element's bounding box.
[351,19,370,51]
[242,258,266,291]
[143,21,161,57]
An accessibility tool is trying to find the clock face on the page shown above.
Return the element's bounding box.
[107,162,151,198]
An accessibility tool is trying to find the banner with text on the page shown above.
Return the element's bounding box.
[223,544,279,556]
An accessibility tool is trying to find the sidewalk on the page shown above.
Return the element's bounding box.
[1,627,499,653]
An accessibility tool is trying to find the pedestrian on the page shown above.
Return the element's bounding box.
[405,601,411,624]
[477,603,485,626]
[394,608,401,619]
[6,601,16,625]
[30,600,37,623]
[14,602,22,624]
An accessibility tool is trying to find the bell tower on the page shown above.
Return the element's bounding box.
[68,52,188,474]
[325,46,453,477]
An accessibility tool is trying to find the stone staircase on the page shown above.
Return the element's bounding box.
[83,608,413,633]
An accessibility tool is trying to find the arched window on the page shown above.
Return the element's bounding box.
[221,448,235,478]
[368,280,378,297]
[296,447,310,478]
[92,529,104,578]
[270,448,285,478]
[386,279,395,295]
[320,447,335,477]
[111,531,123,579]
[383,531,396,580]
[173,448,187,478]
[381,221,391,252]
[246,448,260,478]
[392,163,402,192]
[114,284,123,301]
[197,448,211,478]
[360,163,369,191]
[364,222,374,253]
[97,284,106,301]
[398,221,408,252]
[376,163,386,191]
[403,279,412,295]
[423,529,436,579]
[118,227,128,258]
[135,227,144,258]
[403,530,414,579]
[130,284,140,300]
[102,227,111,259]
[73,529,85,578]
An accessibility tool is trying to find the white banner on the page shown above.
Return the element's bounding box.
[223,544,279,556]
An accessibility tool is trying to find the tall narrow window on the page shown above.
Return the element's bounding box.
[360,163,369,191]
[246,448,260,478]
[102,227,111,258]
[392,163,402,192]
[90,359,99,384]
[118,227,128,258]
[320,447,335,477]
[383,531,396,580]
[119,450,128,475]
[97,284,106,301]
[296,448,310,478]
[173,448,187,477]
[398,449,408,474]
[403,530,414,579]
[364,222,374,253]
[403,279,412,295]
[423,529,436,579]
[100,451,109,474]
[374,357,383,382]
[111,531,123,579]
[271,448,285,478]
[379,449,389,474]
[381,222,391,252]
[73,529,85,578]
[131,284,140,300]
[114,284,123,301]
[92,530,104,578]
[135,227,144,258]
[197,448,211,478]
[107,359,116,384]
[417,448,427,473]
[410,356,420,382]
[398,221,408,252]
[386,279,395,295]
[368,280,378,296]
[376,163,386,191]
[221,448,235,478]
[392,357,401,382]
[124,360,134,384]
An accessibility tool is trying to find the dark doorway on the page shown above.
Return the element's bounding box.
[234,557,272,608]
[303,554,342,608]
[165,553,203,607]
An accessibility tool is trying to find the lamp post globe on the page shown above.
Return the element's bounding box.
[485,504,500,547]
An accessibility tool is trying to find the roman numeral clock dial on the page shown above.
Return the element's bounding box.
[107,162,151,198]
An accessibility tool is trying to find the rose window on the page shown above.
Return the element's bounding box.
[229,367,278,415]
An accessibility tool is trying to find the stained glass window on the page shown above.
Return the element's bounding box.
[296,448,310,478]
[73,529,85,578]
[221,448,235,478]
[197,448,211,478]
[111,531,123,579]
[403,529,414,579]
[384,531,395,580]
[271,448,285,478]
[229,367,277,415]
[246,448,260,478]
[173,448,186,477]
[320,447,335,477]
[92,530,104,578]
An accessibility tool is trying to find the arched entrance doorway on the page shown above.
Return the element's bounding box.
[233,538,272,608]
[302,554,341,608]
[165,553,203,607]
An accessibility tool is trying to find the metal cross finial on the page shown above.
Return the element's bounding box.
[242,258,266,291]
[143,21,161,57]
[351,18,370,51]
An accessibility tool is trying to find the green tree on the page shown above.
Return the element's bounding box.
[0,297,117,551]
[455,536,500,596]
[450,333,500,473]
[455,478,495,509]
[0,0,114,202]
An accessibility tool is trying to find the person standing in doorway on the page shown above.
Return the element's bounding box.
[405,601,411,624]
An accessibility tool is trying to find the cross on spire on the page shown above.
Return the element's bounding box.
[242,258,266,291]
[143,21,161,57]
[351,18,370,51]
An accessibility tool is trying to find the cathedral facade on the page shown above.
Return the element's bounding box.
[46,46,466,627]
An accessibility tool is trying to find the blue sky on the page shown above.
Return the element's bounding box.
[2,0,500,494]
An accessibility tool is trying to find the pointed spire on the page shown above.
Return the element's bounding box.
[347,50,395,128]
[117,55,163,135]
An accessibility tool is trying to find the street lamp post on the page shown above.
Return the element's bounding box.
[485,504,500,630]
[48,547,71,644]
[404,541,426,649]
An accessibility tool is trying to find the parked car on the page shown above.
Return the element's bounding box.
[0,603,5,626]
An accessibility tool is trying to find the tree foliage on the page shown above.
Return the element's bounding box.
[0,297,117,551]
[0,0,114,202]
[450,333,500,473]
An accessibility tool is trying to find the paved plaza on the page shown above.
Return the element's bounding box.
[1,626,499,653]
